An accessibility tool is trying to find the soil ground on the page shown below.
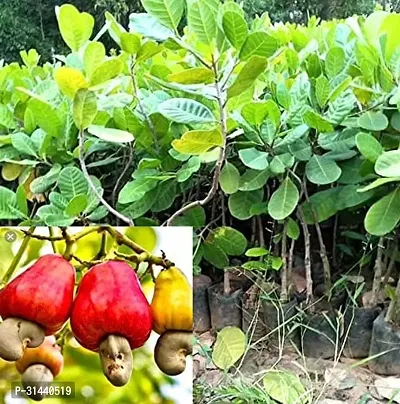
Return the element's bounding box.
[193,331,397,404]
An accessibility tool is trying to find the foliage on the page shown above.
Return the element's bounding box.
[0,2,400,291]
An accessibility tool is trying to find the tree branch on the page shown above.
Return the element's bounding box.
[78,130,133,225]
[164,57,227,226]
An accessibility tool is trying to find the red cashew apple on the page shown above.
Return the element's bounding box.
[15,336,63,401]
[0,254,75,361]
[70,260,153,386]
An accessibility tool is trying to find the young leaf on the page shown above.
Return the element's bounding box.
[54,67,88,99]
[56,4,94,51]
[187,0,218,46]
[87,125,134,143]
[222,11,248,49]
[73,89,97,130]
[172,129,223,154]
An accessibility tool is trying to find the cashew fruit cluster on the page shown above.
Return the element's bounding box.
[0,254,193,391]
[151,267,193,376]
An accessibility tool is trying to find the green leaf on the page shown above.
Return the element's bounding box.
[0,187,26,219]
[16,185,28,217]
[219,162,240,194]
[228,56,267,98]
[129,13,174,41]
[83,42,106,80]
[269,153,294,174]
[30,164,62,194]
[270,256,283,270]
[242,260,270,270]
[141,0,184,31]
[176,156,201,182]
[238,148,268,170]
[87,125,134,143]
[287,217,300,240]
[268,178,299,220]
[306,155,342,185]
[375,150,400,177]
[11,133,38,157]
[222,11,248,49]
[365,188,400,236]
[151,180,176,212]
[391,112,400,132]
[245,247,269,257]
[187,0,218,46]
[304,110,334,133]
[56,4,94,52]
[89,58,123,87]
[358,177,400,192]
[65,194,88,216]
[325,47,345,78]
[228,190,263,220]
[211,227,247,256]
[203,242,229,268]
[239,31,278,60]
[238,169,269,191]
[73,89,97,130]
[28,99,62,138]
[120,32,141,54]
[158,98,215,124]
[172,129,223,155]
[0,104,16,129]
[212,327,246,371]
[58,167,88,199]
[118,177,159,204]
[167,68,214,85]
[355,132,383,163]
[173,206,206,229]
[358,111,389,131]
[263,370,306,404]
[315,75,330,108]
[301,187,339,224]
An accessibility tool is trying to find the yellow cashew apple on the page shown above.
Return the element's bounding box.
[151,267,193,334]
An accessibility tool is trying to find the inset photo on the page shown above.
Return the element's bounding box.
[0,226,193,404]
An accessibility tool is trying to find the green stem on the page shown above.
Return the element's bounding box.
[62,228,74,261]
[49,227,57,253]
[1,226,35,286]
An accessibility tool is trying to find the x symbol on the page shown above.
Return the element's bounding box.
[4,231,17,243]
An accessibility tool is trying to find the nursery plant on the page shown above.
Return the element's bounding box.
[1,0,400,394]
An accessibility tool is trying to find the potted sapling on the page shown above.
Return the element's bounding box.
[369,235,400,375]
[205,227,248,331]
